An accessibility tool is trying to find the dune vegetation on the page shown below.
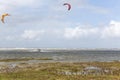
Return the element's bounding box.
[0,61,120,80]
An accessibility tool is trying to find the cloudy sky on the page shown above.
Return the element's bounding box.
[0,0,120,48]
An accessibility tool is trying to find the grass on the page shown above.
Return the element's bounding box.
[0,57,53,62]
[0,61,120,80]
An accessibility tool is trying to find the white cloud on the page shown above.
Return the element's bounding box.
[4,20,120,41]
[64,26,98,39]
[101,20,120,38]
[21,30,45,40]
[2,20,120,48]
[63,20,120,39]
[8,0,35,6]
[0,0,44,12]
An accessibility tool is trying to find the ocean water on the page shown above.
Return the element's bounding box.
[0,49,120,62]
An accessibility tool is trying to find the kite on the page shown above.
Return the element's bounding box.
[63,3,71,10]
[1,13,10,23]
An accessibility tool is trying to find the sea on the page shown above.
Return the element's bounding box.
[0,48,120,62]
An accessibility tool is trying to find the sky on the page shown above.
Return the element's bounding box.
[0,0,120,48]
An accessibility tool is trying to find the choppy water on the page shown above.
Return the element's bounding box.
[0,49,120,62]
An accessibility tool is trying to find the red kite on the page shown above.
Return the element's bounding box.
[63,3,71,11]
